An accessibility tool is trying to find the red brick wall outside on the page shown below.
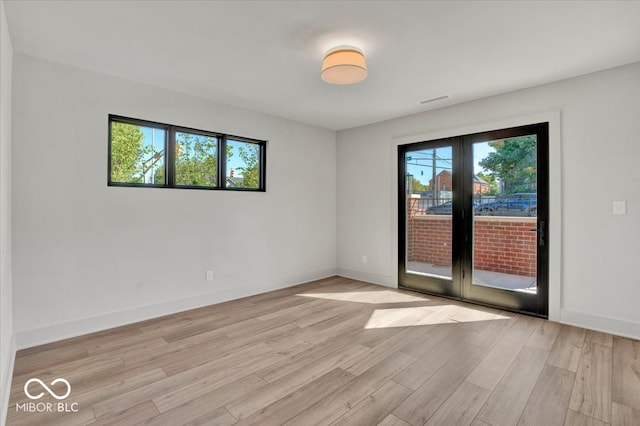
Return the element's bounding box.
[407,215,537,277]
[473,218,537,277]
[407,216,452,267]
[429,170,452,192]
[473,181,490,194]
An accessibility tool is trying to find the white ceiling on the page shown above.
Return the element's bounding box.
[4,0,640,130]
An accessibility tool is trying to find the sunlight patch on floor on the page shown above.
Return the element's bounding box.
[296,290,429,304]
[364,305,511,329]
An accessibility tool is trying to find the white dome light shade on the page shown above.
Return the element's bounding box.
[321,46,367,85]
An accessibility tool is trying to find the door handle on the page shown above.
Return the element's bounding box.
[529,221,545,246]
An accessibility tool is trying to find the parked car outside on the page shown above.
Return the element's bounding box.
[474,193,537,217]
[426,200,480,215]
[426,201,453,215]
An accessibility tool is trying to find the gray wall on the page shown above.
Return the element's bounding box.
[11,54,337,348]
[337,61,640,339]
[0,2,15,423]
[0,1,13,423]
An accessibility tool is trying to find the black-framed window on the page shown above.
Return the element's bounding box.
[108,115,266,191]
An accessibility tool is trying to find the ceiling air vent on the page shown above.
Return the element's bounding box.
[419,95,450,104]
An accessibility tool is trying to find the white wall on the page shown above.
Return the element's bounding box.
[0,0,13,423]
[337,61,640,339]
[7,25,640,357]
[12,54,337,348]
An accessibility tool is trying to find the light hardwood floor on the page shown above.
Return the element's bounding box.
[6,277,640,425]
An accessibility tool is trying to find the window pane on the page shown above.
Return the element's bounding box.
[110,121,166,184]
[175,132,218,187]
[226,139,261,189]
[405,146,453,280]
[472,136,538,294]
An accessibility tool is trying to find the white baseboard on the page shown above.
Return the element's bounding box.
[337,268,397,288]
[560,309,640,340]
[15,268,337,350]
[337,270,640,341]
[1,332,15,426]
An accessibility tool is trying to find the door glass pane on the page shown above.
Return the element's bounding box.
[405,147,453,279]
[472,136,537,293]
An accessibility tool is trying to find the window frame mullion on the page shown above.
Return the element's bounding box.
[219,135,228,189]
[167,126,176,187]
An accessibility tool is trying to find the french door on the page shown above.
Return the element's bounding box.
[398,123,549,317]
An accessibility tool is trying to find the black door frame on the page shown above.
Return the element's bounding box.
[398,122,549,317]
[398,137,463,299]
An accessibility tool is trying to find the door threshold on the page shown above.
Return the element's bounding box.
[398,285,548,319]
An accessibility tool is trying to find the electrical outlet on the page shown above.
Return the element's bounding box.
[361,255,367,264]
[613,200,626,215]
[205,270,214,281]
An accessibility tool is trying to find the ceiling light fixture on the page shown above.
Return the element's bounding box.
[321,46,367,85]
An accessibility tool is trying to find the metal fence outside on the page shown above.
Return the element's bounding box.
[409,194,537,217]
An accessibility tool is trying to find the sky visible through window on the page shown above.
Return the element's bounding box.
[406,143,496,185]
[141,127,165,153]
[141,128,248,176]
